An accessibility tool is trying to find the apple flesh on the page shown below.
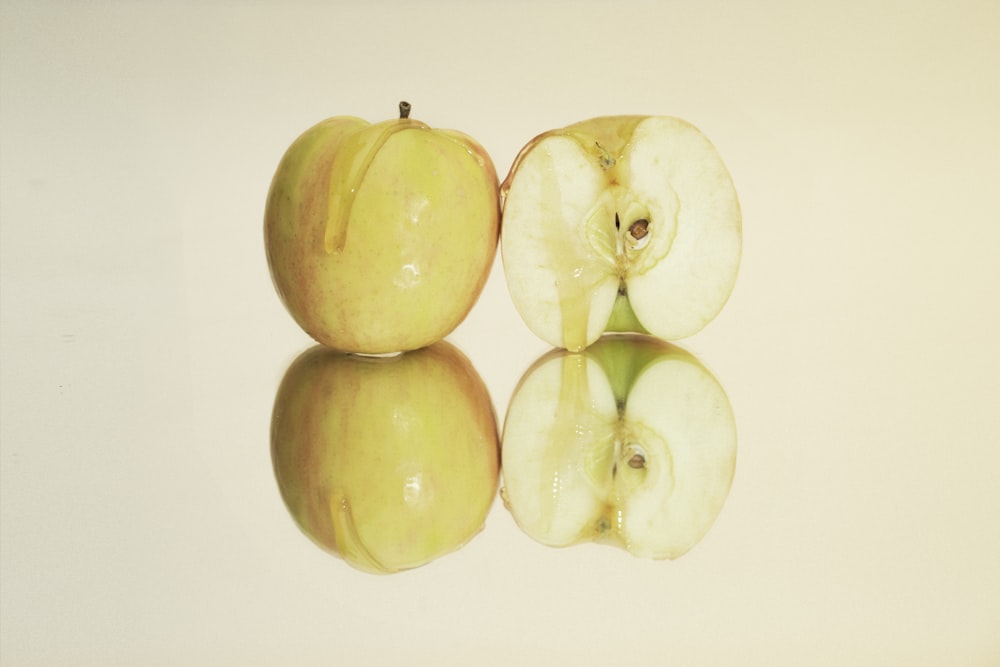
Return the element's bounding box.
[271,341,500,574]
[500,115,741,352]
[500,334,736,559]
[265,102,500,354]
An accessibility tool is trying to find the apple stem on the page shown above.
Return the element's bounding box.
[399,101,411,119]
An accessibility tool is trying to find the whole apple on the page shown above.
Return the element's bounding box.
[500,334,736,559]
[500,115,741,351]
[271,341,500,574]
[265,102,500,354]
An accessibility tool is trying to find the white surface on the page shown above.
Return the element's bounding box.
[2,1,999,664]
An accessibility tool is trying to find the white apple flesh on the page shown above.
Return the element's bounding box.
[500,334,736,559]
[500,116,741,351]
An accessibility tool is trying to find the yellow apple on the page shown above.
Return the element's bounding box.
[265,102,500,353]
[270,341,500,574]
[500,115,741,352]
[500,334,736,559]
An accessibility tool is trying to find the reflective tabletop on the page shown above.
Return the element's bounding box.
[2,2,998,664]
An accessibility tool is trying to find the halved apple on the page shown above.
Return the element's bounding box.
[500,334,736,559]
[500,115,741,351]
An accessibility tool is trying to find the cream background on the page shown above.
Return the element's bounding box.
[2,1,998,664]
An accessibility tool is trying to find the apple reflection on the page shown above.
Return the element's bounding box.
[500,334,736,560]
[271,341,500,575]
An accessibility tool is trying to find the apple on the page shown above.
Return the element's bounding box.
[500,334,736,559]
[265,102,500,354]
[270,341,500,574]
[500,115,741,352]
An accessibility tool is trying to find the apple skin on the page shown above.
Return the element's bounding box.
[271,341,500,574]
[265,104,500,354]
[500,334,736,560]
[500,115,741,352]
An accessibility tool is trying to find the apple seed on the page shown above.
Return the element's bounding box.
[629,218,649,241]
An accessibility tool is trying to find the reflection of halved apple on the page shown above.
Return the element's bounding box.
[500,334,736,559]
[271,341,500,574]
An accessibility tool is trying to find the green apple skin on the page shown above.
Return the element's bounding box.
[271,341,500,574]
[265,105,500,354]
[500,115,742,352]
[500,334,736,559]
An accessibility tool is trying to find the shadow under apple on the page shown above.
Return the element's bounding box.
[500,334,736,560]
[270,341,500,575]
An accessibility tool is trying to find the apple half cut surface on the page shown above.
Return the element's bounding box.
[500,334,736,559]
[500,115,741,351]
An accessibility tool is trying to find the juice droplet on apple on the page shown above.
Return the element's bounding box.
[558,198,619,351]
[516,139,618,351]
[557,269,594,353]
[499,485,511,509]
[552,355,597,485]
[329,492,386,573]
[325,118,427,254]
[550,353,591,449]
[551,354,618,503]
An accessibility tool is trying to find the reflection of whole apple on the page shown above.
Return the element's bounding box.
[500,115,741,352]
[265,102,500,354]
[500,334,736,559]
[271,341,500,574]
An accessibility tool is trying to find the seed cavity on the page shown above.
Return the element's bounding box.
[624,443,648,469]
[627,453,646,469]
